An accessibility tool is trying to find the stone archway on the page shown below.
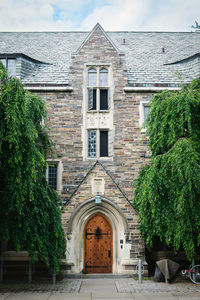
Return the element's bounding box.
[66,197,130,274]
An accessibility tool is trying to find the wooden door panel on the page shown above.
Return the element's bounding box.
[84,213,112,273]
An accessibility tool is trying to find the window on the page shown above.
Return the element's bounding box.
[88,130,109,158]
[88,67,109,111]
[139,101,151,131]
[100,131,108,157]
[100,89,109,110]
[0,58,16,77]
[88,130,96,157]
[46,160,63,191]
[88,88,97,110]
[100,68,108,86]
[47,163,57,190]
[83,64,113,161]
[144,105,150,122]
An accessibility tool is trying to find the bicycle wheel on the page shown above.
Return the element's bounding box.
[190,265,200,284]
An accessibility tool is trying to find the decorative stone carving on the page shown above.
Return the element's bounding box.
[91,178,105,195]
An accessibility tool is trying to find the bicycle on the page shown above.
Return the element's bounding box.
[181,264,200,284]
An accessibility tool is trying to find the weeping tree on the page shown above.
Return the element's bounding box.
[133,77,200,261]
[0,63,66,271]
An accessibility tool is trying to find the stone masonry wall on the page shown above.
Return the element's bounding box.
[34,27,153,271]
[63,162,145,273]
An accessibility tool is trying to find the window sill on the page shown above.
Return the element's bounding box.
[86,157,113,162]
[87,86,109,88]
[87,110,110,113]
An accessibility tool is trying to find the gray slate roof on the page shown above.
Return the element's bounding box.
[0,30,199,86]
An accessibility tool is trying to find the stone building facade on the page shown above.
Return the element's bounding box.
[0,24,200,274]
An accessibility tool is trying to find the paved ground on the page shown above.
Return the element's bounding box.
[0,277,200,299]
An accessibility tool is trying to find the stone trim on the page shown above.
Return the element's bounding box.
[124,86,181,92]
[66,161,132,208]
[25,86,73,92]
[82,64,114,161]
[74,23,121,55]
[66,198,134,273]
[67,197,129,238]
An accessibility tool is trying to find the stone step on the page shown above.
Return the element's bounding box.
[64,273,132,279]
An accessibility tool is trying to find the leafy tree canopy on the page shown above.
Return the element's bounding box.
[0,63,66,271]
[133,78,200,261]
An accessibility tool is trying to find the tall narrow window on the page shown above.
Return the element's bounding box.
[88,130,109,157]
[48,163,57,190]
[88,88,97,110]
[88,130,96,157]
[7,59,16,77]
[100,68,108,86]
[139,101,151,130]
[87,67,109,111]
[100,89,108,110]
[85,65,112,160]
[88,68,97,86]
[100,131,108,157]
[144,105,150,122]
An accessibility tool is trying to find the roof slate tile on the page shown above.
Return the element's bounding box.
[0,30,199,86]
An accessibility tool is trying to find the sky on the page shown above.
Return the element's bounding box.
[0,0,200,32]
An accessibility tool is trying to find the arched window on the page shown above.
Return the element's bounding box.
[88,68,97,86]
[100,68,108,86]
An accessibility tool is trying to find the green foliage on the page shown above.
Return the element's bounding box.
[133,78,200,261]
[146,78,200,155]
[0,63,66,271]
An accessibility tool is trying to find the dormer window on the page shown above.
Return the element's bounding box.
[0,58,16,77]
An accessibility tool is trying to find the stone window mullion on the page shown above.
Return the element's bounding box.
[97,68,100,110]
[96,129,100,158]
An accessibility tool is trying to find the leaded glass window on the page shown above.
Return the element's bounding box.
[48,163,57,190]
[88,130,96,157]
[87,67,109,111]
[88,88,97,110]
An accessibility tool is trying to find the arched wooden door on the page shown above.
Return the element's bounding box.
[84,213,113,273]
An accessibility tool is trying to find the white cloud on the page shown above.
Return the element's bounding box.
[39,4,54,18]
[0,0,89,31]
[0,0,199,31]
[80,0,152,31]
[139,0,200,31]
[80,0,200,31]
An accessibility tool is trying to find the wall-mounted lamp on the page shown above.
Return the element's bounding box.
[95,192,102,205]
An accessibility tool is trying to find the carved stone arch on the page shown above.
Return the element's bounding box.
[66,197,130,273]
[67,197,129,238]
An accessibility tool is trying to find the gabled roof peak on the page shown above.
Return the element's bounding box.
[74,23,120,55]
